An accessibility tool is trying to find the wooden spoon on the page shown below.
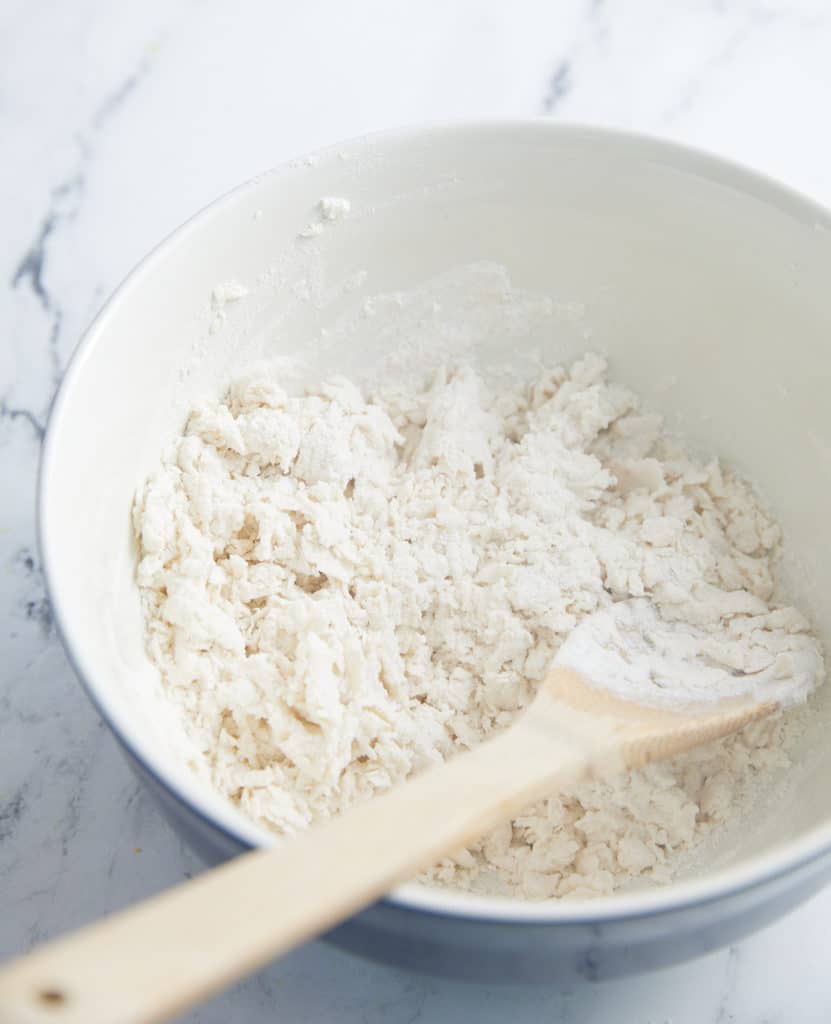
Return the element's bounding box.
[0,598,812,1024]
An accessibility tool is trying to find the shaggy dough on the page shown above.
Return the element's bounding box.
[134,354,821,899]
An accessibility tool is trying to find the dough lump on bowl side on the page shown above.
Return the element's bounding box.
[133,353,823,900]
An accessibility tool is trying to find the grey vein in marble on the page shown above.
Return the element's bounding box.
[542,61,572,114]
[15,551,52,637]
[660,8,778,125]
[0,402,44,440]
[9,54,154,421]
[0,790,26,844]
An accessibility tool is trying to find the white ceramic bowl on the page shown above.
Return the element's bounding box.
[39,123,831,982]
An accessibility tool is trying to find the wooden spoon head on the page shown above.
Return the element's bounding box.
[543,664,777,771]
[533,596,821,771]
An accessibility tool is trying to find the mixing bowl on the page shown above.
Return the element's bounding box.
[38,123,831,983]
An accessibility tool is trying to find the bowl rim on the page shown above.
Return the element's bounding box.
[38,118,831,925]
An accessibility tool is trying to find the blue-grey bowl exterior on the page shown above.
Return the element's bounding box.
[124,746,831,983]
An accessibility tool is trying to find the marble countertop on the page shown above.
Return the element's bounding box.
[3,1,831,1020]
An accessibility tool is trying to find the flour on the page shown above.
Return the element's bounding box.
[134,352,823,900]
[208,280,249,334]
[555,599,822,709]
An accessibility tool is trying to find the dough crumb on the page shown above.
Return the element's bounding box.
[319,196,351,220]
[211,280,248,307]
[298,196,351,238]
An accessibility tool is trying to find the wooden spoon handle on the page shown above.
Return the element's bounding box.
[0,713,593,1024]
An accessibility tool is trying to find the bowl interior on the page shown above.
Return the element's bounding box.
[41,123,831,915]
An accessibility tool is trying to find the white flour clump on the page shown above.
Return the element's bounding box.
[299,196,351,238]
[554,599,822,709]
[134,353,822,899]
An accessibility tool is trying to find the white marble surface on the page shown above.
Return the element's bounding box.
[3,0,831,1020]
